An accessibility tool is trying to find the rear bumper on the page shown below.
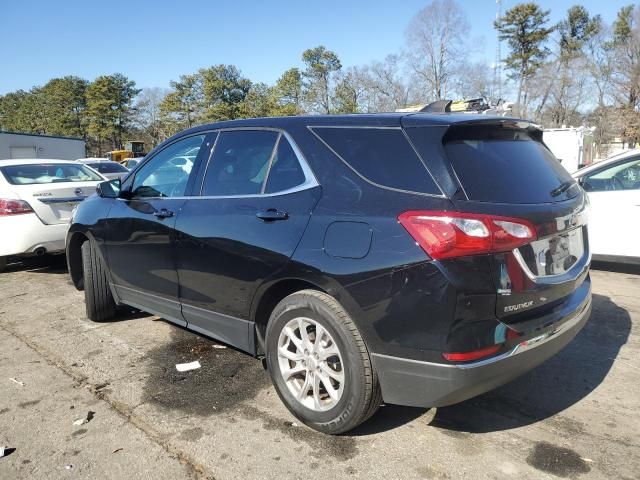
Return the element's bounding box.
[371,293,592,408]
[0,214,68,257]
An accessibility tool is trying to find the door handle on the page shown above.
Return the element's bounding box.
[256,208,289,221]
[153,208,175,219]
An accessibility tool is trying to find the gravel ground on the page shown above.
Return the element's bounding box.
[0,256,638,479]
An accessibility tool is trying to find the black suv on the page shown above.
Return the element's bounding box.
[66,114,591,434]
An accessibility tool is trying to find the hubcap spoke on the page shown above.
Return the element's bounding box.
[277,316,345,412]
[312,372,323,410]
[297,373,313,400]
[282,363,306,379]
[318,371,340,401]
[320,363,344,383]
[278,346,303,362]
[297,318,311,350]
[318,343,339,361]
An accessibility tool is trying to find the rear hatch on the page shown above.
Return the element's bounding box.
[404,119,590,331]
[0,163,104,225]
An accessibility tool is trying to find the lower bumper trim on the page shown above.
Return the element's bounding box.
[371,295,592,408]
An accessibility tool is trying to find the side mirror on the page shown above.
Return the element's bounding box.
[96,179,121,198]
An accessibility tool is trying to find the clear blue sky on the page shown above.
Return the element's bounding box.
[1,0,631,94]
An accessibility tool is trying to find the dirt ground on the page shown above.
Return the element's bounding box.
[0,257,638,480]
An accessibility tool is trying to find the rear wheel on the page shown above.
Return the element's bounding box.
[265,290,381,434]
[81,241,116,322]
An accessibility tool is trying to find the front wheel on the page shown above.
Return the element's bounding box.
[265,290,381,434]
[81,241,116,322]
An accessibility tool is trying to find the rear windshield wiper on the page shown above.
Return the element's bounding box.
[550,181,575,197]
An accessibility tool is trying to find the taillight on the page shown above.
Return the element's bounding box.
[0,199,34,216]
[398,210,535,260]
[442,344,501,362]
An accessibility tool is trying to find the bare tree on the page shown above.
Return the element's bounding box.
[405,0,469,101]
[132,87,171,147]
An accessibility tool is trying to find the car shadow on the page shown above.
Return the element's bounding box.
[591,260,640,275]
[428,293,630,433]
[2,254,68,274]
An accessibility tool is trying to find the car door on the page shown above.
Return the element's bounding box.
[580,156,640,259]
[174,129,321,351]
[105,133,211,324]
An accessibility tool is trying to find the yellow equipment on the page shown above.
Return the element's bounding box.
[106,141,146,164]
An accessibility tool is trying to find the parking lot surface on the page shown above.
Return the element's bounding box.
[0,258,638,479]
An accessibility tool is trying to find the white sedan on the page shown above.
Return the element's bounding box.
[0,159,106,270]
[573,149,640,265]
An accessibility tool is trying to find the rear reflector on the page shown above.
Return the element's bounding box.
[0,199,34,216]
[442,344,501,362]
[398,210,535,260]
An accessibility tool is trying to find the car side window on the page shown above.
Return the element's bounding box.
[201,130,279,196]
[131,135,205,198]
[264,137,307,193]
[582,157,640,192]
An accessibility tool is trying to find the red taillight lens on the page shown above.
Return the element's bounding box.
[398,211,535,260]
[0,199,34,216]
[442,344,501,362]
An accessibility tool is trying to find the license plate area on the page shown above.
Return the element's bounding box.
[516,226,585,278]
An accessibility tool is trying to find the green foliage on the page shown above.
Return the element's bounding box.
[613,5,635,43]
[273,68,303,114]
[495,2,554,80]
[301,46,342,113]
[86,73,140,151]
[0,90,45,133]
[333,74,359,114]
[558,5,602,60]
[200,65,252,121]
[160,73,204,129]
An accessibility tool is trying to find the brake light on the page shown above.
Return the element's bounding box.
[0,199,34,216]
[398,211,535,260]
[442,344,501,362]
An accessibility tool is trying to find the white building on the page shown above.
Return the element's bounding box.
[0,131,85,160]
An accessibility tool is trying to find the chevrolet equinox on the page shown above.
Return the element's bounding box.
[66,114,592,434]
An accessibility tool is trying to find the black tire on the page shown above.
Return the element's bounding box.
[0,256,6,272]
[81,240,116,322]
[265,289,381,434]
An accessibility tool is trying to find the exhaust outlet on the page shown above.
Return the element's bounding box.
[34,247,46,257]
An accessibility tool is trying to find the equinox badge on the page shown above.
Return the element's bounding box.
[504,301,534,313]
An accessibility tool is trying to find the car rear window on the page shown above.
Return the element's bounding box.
[0,163,103,185]
[88,162,128,174]
[311,127,441,195]
[442,125,577,203]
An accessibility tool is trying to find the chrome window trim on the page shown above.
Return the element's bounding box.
[195,127,319,198]
[307,125,446,199]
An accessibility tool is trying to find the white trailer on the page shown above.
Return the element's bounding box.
[542,127,594,173]
[0,131,85,160]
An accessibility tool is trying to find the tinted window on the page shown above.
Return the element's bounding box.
[265,137,306,193]
[442,126,576,203]
[582,157,640,192]
[0,163,102,185]
[312,127,440,194]
[202,130,278,196]
[131,135,205,198]
[89,162,128,174]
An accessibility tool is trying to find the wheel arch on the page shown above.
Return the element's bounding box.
[67,231,89,290]
[251,277,327,356]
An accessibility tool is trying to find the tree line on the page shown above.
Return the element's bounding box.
[1,1,638,156]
